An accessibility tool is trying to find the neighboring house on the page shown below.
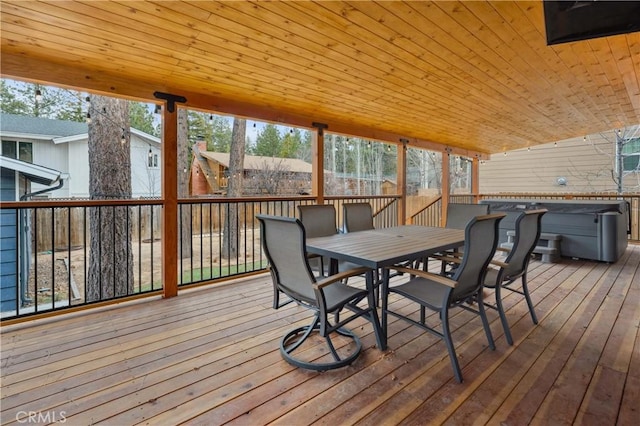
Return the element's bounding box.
[190,141,313,196]
[0,156,63,312]
[479,125,640,193]
[0,113,161,198]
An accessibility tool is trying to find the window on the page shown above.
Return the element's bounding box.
[19,142,32,162]
[2,140,17,158]
[622,138,640,172]
[1,140,32,161]
[147,152,159,169]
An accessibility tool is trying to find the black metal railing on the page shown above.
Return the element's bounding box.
[9,192,634,321]
[177,195,401,287]
[0,199,163,320]
[1,195,400,320]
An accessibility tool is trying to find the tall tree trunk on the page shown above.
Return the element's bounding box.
[222,118,246,259]
[177,109,192,259]
[87,95,133,302]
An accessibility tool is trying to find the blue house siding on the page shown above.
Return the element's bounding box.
[0,167,18,312]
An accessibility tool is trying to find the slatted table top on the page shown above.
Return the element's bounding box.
[306,225,464,270]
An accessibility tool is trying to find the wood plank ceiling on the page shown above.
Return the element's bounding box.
[1,1,639,155]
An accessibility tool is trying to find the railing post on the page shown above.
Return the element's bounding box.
[312,122,327,204]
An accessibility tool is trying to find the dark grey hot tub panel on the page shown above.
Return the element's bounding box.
[479,199,629,263]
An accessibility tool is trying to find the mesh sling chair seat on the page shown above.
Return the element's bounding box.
[298,204,361,278]
[482,209,547,345]
[257,214,383,371]
[342,202,375,233]
[269,204,349,308]
[435,203,490,275]
[445,203,490,230]
[381,213,506,383]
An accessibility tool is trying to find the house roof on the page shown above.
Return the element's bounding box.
[0,113,160,145]
[0,113,88,139]
[0,154,61,186]
[1,1,638,156]
[200,152,313,174]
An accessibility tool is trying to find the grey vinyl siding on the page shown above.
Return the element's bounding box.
[479,133,638,193]
[0,167,18,312]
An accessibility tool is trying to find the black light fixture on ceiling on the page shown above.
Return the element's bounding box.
[544,1,640,45]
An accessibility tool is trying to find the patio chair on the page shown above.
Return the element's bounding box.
[297,204,340,278]
[482,209,547,345]
[342,202,375,232]
[437,203,490,275]
[445,203,490,229]
[342,202,390,300]
[298,204,363,274]
[381,212,506,383]
[256,214,380,371]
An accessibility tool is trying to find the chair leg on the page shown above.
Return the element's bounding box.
[280,313,362,371]
[477,293,496,350]
[521,273,538,324]
[441,308,463,383]
[494,284,514,345]
[273,287,280,309]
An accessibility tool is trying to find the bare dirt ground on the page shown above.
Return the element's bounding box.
[25,231,264,307]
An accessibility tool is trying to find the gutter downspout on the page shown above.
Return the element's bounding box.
[18,178,64,306]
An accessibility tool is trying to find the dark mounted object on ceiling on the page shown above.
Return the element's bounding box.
[543,1,640,45]
[153,91,187,113]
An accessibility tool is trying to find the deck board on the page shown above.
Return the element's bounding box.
[2,245,638,425]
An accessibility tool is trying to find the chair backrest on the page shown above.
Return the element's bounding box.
[256,214,316,304]
[298,204,338,238]
[343,202,374,232]
[452,213,505,300]
[503,209,547,279]
[445,203,490,229]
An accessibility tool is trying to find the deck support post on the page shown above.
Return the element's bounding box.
[471,156,480,203]
[155,92,187,298]
[312,122,327,204]
[398,139,408,224]
[441,148,451,227]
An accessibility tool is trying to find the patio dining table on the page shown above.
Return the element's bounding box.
[306,225,465,350]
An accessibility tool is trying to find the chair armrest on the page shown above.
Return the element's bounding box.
[385,266,457,288]
[490,259,509,268]
[495,247,511,253]
[314,267,371,290]
[431,254,462,265]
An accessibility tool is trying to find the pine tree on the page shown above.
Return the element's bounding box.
[86,94,133,302]
[222,118,246,259]
[254,124,281,157]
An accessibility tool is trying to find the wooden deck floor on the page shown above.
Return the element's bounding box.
[2,245,639,425]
